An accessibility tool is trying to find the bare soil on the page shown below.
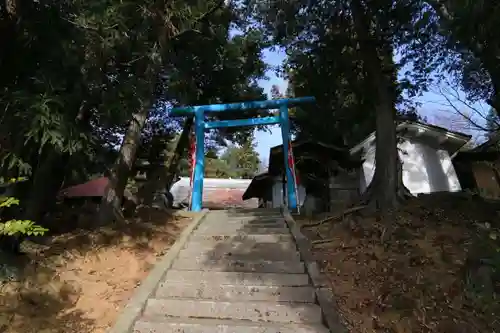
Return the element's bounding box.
[298,192,500,333]
[0,208,192,333]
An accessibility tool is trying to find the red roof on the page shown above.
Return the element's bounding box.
[59,177,109,198]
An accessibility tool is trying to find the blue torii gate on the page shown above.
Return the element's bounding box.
[170,96,315,212]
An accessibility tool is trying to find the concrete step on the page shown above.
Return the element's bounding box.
[224,217,286,224]
[182,240,297,252]
[134,317,329,333]
[188,234,294,243]
[209,220,287,228]
[177,247,301,261]
[226,217,284,222]
[197,224,287,231]
[225,211,283,218]
[198,220,287,229]
[155,282,316,302]
[227,209,281,213]
[172,258,305,274]
[163,270,310,286]
[206,212,283,220]
[184,238,297,251]
[192,227,290,236]
[143,299,323,324]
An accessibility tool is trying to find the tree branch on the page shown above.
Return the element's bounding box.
[425,0,453,22]
[430,82,498,133]
[172,0,225,40]
[425,0,485,57]
[302,205,367,228]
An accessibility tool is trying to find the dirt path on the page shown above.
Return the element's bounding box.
[0,209,193,333]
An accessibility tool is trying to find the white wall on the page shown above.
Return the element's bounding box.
[271,178,306,208]
[359,140,462,195]
[170,177,253,207]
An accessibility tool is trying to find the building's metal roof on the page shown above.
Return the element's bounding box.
[268,140,359,177]
[242,173,274,200]
[350,120,472,156]
[59,177,109,198]
[58,177,134,200]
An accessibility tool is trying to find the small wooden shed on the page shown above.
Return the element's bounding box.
[243,140,362,213]
[453,137,500,200]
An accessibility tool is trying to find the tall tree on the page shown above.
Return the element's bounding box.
[99,1,269,221]
[0,0,137,221]
[221,138,260,179]
[0,0,268,224]
[349,0,405,210]
[244,0,422,212]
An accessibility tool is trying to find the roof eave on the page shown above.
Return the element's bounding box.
[349,121,472,156]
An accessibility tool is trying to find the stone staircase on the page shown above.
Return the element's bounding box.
[129,209,331,333]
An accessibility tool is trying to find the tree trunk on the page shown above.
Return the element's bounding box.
[23,149,66,223]
[99,99,151,223]
[23,100,93,224]
[164,117,194,188]
[139,117,193,206]
[351,0,403,213]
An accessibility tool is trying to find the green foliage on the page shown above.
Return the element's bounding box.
[0,192,48,237]
[243,0,425,148]
[1,0,499,216]
[204,140,260,179]
[174,137,261,179]
[0,218,48,237]
[0,0,270,219]
[220,140,260,179]
[485,108,500,139]
[400,1,500,112]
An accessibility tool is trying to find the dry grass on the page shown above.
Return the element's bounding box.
[0,208,192,333]
[299,193,500,333]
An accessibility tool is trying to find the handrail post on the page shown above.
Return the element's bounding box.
[191,108,205,212]
[279,105,298,210]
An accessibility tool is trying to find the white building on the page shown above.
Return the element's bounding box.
[350,121,471,195]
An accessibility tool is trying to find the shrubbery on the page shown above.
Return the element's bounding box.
[0,178,48,238]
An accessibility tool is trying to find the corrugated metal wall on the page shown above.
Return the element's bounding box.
[170,177,257,209]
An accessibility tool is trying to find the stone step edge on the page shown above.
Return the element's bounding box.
[163,271,311,286]
[142,299,324,324]
[176,250,301,259]
[154,284,316,303]
[187,235,294,241]
[150,296,316,304]
[170,265,305,274]
[134,317,330,332]
[188,234,293,238]
[146,297,318,305]
[172,257,307,268]
[155,281,315,287]
[193,227,290,232]
[182,240,298,248]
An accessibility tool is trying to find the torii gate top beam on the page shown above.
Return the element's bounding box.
[170,96,315,115]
